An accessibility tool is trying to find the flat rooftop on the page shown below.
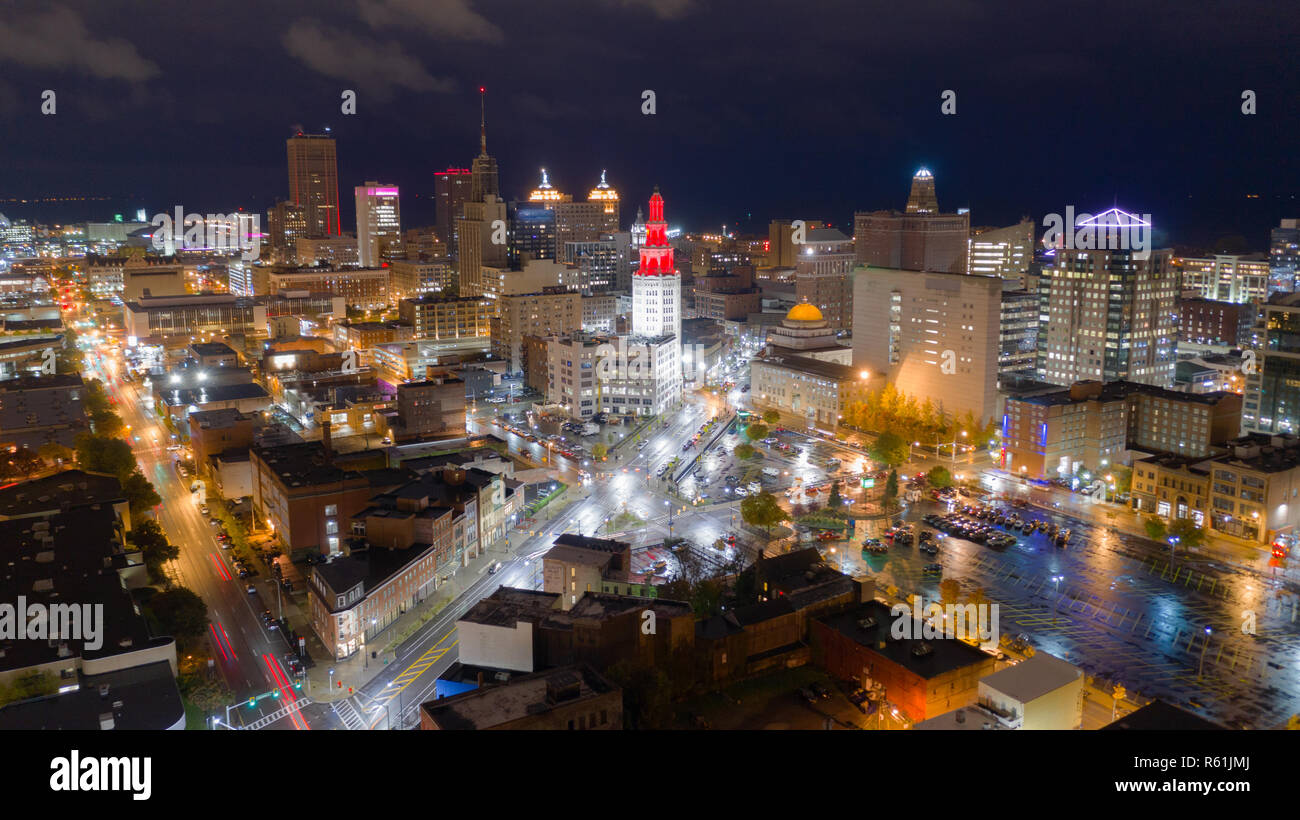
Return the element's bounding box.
[420,664,618,730]
[979,652,1082,703]
[816,601,992,679]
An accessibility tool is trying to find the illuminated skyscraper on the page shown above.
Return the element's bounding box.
[286,132,340,237]
[633,188,680,340]
[906,168,939,214]
[855,167,968,273]
[470,87,499,202]
[355,182,402,268]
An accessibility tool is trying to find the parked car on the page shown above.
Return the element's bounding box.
[245,583,257,594]
[810,682,831,699]
[797,688,818,704]
[922,563,942,574]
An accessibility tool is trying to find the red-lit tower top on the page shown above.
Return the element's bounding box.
[637,188,675,276]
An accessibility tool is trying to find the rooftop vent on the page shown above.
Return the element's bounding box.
[911,642,934,658]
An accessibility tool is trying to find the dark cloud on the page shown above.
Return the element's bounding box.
[282,19,456,101]
[0,5,159,82]
[357,0,505,44]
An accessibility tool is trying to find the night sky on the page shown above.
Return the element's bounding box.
[1,0,1297,248]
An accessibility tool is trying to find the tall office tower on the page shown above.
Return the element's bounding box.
[1040,247,1178,388]
[434,168,472,259]
[632,189,681,341]
[470,88,499,202]
[767,219,798,267]
[999,288,1041,385]
[511,203,559,263]
[555,171,620,251]
[969,219,1035,286]
[355,182,402,268]
[267,201,307,264]
[905,167,939,214]
[854,168,968,273]
[565,238,620,292]
[588,170,620,228]
[286,132,340,237]
[794,227,855,330]
[1243,293,1300,434]
[458,196,508,298]
[852,266,1002,424]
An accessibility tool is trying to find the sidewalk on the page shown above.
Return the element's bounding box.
[983,469,1286,579]
[292,532,525,703]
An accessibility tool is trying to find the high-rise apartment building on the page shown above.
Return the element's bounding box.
[355,182,401,268]
[286,133,340,237]
[855,169,968,274]
[1040,248,1178,388]
[852,266,1002,424]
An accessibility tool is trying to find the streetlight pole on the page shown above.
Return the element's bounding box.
[1198,627,1212,680]
[1052,574,1064,625]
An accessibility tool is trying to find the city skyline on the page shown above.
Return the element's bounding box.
[0,1,1296,245]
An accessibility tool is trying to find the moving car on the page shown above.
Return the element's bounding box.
[487,561,502,574]
[922,562,942,574]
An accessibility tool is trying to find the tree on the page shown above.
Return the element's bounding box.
[147,587,209,644]
[744,423,770,442]
[734,443,756,459]
[884,470,899,503]
[122,470,162,516]
[870,431,909,468]
[762,409,781,425]
[1143,516,1168,542]
[73,433,136,479]
[1168,518,1207,550]
[740,491,790,536]
[10,447,42,478]
[592,443,607,460]
[38,442,75,465]
[926,465,954,488]
[128,518,178,582]
[827,480,843,510]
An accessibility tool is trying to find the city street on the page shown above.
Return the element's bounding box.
[81,343,310,730]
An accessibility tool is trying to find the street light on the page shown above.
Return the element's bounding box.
[1051,574,1064,625]
[1198,626,1212,680]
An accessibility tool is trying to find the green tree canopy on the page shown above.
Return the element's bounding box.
[147,587,209,644]
[128,518,178,582]
[592,443,608,460]
[762,409,781,425]
[1167,518,1207,550]
[927,465,954,488]
[74,433,137,479]
[870,431,910,468]
[884,469,899,501]
[1143,516,1168,542]
[734,443,756,459]
[744,423,770,442]
[122,470,162,516]
[827,480,843,509]
[741,491,790,535]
